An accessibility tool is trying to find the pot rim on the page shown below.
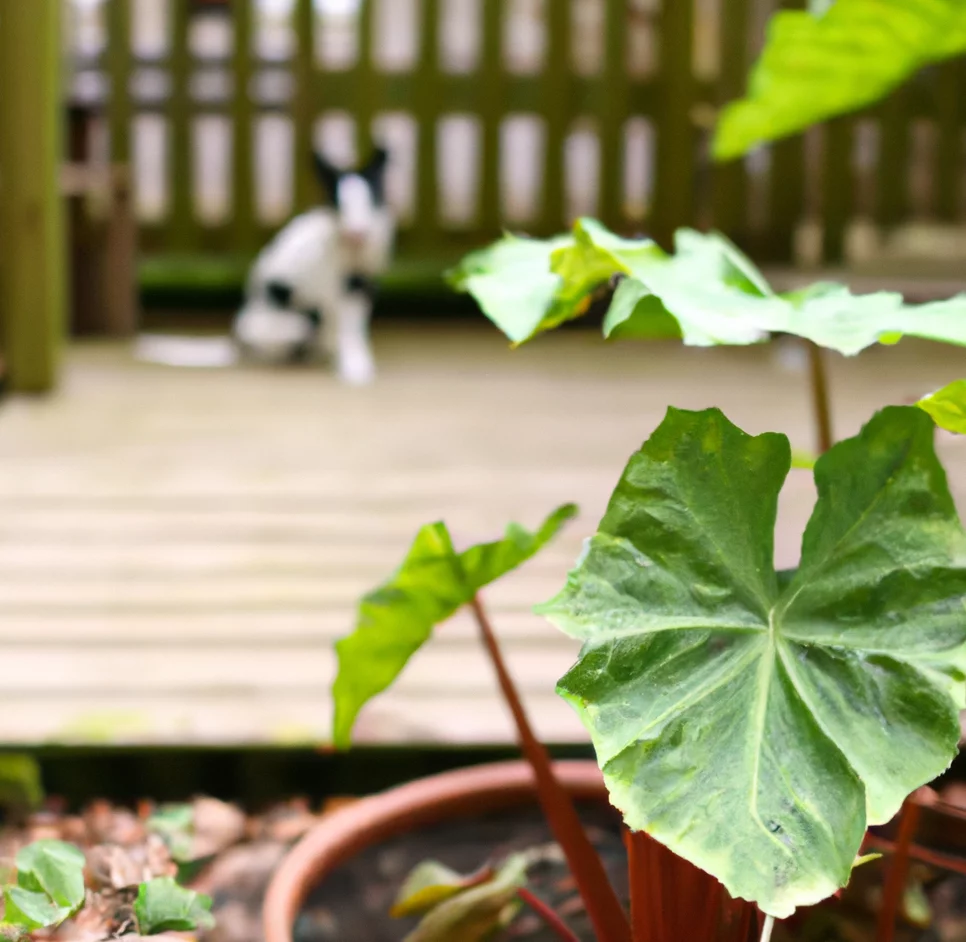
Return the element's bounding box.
[262,758,608,942]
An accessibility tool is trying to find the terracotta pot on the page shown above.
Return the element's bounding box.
[263,759,609,942]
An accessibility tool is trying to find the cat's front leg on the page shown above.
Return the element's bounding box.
[334,293,376,385]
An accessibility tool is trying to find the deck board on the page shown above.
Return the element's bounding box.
[0,324,964,746]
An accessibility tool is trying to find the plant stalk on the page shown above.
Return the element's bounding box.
[876,797,922,942]
[806,340,834,453]
[517,888,581,942]
[759,915,775,942]
[469,595,632,942]
[624,829,657,941]
[863,830,966,877]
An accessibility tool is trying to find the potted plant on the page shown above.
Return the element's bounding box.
[264,2,966,939]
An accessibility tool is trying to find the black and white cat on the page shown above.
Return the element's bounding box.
[233,147,394,385]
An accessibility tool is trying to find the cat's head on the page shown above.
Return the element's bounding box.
[312,146,390,246]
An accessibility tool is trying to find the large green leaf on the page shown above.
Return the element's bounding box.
[133,877,215,935]
[458,219,966,356]
[713,0,966,159]
[331,504,578,748]
[918,379,966,434]
[541,406,966,917]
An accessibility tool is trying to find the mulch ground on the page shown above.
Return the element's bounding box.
[4,783,966,942]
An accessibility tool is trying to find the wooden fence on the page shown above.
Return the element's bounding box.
[65,0,966,280]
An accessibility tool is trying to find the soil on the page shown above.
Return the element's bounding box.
[292,802,629,942]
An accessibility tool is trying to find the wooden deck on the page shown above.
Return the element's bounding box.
[1,325,964,746]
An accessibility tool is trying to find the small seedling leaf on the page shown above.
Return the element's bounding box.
[331,504,577,748]
[2,887,71,931]
[918,379,966,434]
[15,841,86,912]
[401,855,528,942]
[133,877,215,935]
[543,406,966,917]
[147,804,195,862]
[391,861,488,917]
[713,0,966,159]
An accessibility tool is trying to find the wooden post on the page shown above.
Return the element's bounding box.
[0,0,66,392]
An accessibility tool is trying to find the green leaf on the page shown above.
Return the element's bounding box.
[400,855,527,942]
[542,406,966,917]
[391,861,485,918]
[770,284,966,357]
[332,504,578,748]
[446,232,576,343]
[713,0,966,159]
[591,225,784,346]
[146,804,195,862]
[2,887,70,931]
[918,379,966,434]
[447,223,679,344]
[459,504,578,595]
[133,877,215,935]
[458,219,966,357]
[589,229,966,356]
[16,841,85,912]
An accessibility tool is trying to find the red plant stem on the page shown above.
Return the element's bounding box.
[517,888,581,942]
[875,797,922,942]
[736,906,755,942]
[697,877,724,942]
[624,829,654,941]
[470,595,632,942]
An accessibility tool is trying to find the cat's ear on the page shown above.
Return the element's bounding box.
[361,146,390,203]
[312,151,342,203]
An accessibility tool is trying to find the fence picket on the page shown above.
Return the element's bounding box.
[478,0,503,235]
[414,0,441,247]
[107,0,132,166]
[712,0,749,242]
[167,0,194,251]
[877,86,913,231]
[293,0,315,213]
[652,0,694,247]
[935,59,963,223]
[541,0,569,233]
[231,0,256,251]
[821,116,853,263]
[599,0,627,229]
